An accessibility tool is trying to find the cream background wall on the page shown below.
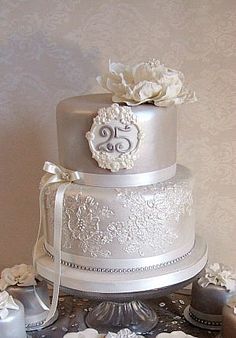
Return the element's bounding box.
[0,0,236,272]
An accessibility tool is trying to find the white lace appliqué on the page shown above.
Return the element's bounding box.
[115,180,193,256]
[43,178,192,258]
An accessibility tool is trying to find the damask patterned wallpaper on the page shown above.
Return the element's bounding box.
[0,0,235,271]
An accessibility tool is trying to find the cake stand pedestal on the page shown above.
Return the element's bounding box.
[85,300,158,334]
[59,275,200,334]
[36,235,208,334]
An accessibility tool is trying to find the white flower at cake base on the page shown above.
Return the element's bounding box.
[198,262,236,292]
[106,329,144,338]
[97,60,196,107]
[156,331,196,338]
[0,264,37,291]
[0,291,19,319]
[63,328,104,338]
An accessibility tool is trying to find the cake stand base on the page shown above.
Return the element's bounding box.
[36,235,207,333]
[85,300,158,334]
[57,275,203,334]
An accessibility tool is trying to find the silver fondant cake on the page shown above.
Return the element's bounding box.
[35,60,207,295]
[7,280,56,331]
[0,264,58,330]
[0,292,26,338]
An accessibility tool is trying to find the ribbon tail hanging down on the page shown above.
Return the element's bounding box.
[44,182,69,323]
[33,161,80,325]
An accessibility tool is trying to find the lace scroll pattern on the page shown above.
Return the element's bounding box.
[43,177,193,258]
[115,179,193,256]
[44,185,116,258]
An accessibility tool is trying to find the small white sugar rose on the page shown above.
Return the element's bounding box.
[97,60,196,107]
[106,329,144,338]
[63,328,104,338]
[198,262,236,292]
[0,264,37,291]
[156,331,196,338]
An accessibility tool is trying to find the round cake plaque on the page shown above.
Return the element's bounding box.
[86,104,144,172]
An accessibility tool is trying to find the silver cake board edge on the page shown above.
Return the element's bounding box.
[35,235,207,294]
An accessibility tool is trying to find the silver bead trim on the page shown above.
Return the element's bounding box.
[43,245,192,273]
[189,309,222,327]
[25,320,45,328]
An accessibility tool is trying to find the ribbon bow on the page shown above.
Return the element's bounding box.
[43,161,80,183]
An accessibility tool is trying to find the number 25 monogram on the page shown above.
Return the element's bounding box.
[97,125,132,154]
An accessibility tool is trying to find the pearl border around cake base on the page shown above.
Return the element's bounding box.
[35,235,207,294]
[183,305,222,331]
[25,310,58,332]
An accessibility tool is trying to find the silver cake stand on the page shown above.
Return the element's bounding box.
[59,276,203,334]
[36,235,208,334]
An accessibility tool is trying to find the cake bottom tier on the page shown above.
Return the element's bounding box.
[36,235,207,294]
[42,165,195,271]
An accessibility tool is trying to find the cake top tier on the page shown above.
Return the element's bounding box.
[57,93,177,184]
[56,59,196,186]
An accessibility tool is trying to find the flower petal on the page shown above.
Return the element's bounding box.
[97,60,197,106]
[132,81,162,102]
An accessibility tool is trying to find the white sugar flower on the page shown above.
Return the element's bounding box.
[0,291,19,319]
[198,262,236,292]
[0,264,37,291]
[63,328,104,338]
[156,331,196,338]
[106,329,144,338]
[97,60,196,107]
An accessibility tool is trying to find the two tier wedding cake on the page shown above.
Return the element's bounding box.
[35,60,207,313]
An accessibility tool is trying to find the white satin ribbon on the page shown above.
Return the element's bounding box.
[44,183,68,323]
[44,240,194,270]
[79,164,176,187]
[33,286,49,311]
[42,162,176,188]
[33,162,80,325]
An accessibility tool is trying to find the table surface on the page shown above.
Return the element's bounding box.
[27,290,220,338]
